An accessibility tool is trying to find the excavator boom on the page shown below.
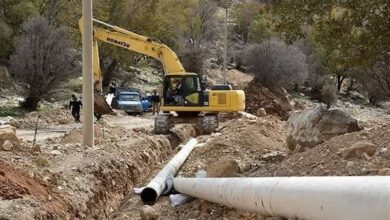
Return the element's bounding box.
[79,18,185,86]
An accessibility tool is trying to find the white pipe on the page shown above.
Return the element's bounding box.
[141,138,197,204]
[174,177,390,220]
[82,0,94,146]
[239,111,257,120]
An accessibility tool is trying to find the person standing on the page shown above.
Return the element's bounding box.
[107,82,117,95]
[151,89,160,115]
[69,94,82,122]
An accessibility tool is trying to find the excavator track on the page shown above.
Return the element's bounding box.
[154,113,218,135]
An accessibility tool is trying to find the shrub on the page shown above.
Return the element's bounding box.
[67,78,82,93]
[243,39,308,90]
[321,83,337,108]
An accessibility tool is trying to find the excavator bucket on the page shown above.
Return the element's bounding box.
[94,93,113,115]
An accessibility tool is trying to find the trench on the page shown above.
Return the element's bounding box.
[73,124,199,219]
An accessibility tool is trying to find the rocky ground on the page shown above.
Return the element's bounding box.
[1,69,390,220]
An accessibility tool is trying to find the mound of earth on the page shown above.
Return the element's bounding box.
[250,123,390,177]
[206,69,254,89]
[10,109,73,129]
[178,116,287,178]
[0,160,75,219]
[245,81,293,120]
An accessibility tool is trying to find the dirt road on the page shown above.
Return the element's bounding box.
[16,113,155,142]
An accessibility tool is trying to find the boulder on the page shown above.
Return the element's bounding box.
[342,141,377,159]
[2,140,14,151]
[256,108,267,117]
[0,125,20,147]
[206,160,240,177]
[286,106,360,150]
[140,205,159,220]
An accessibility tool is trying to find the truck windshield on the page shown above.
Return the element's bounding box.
[119,94,139,101]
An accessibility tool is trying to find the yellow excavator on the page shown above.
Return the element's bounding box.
[79,18,245,134]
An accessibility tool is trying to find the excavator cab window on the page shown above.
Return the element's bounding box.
[163,75,203,106]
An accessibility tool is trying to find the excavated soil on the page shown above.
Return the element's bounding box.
[250,123,390,177]
[0,160,75,219]
[0,116,197,219]
[10,108,73,129]
[245,81,291,120]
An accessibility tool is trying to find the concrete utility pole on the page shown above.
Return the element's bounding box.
[82,0,94,146]
[223,6,228,84]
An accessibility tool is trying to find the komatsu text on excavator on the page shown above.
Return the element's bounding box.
[79,18,245,134]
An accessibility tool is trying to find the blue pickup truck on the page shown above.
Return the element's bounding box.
[111,88,150,114]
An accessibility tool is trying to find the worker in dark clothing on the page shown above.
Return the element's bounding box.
[69,94,82,123]
[107,82,117,95]
[151,89,160,115]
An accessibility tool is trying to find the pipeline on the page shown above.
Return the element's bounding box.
[141,138,197,204]
[174,176,390,220]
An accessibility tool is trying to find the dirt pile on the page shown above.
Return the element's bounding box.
[10,108,73,129]
[177,116,287,178]
[0,160,75,219]
[245,81,293,120]
[207,69,254,89]
[250,123,390,177]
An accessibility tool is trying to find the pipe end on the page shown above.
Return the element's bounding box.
[141,187,158,205]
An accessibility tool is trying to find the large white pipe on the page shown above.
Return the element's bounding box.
[174,177,390,220]
[141,138,197,204]
[82,0,94,146]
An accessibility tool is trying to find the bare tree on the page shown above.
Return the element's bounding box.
[243,39,308,89]
[178,0,219,74]
[11,16,77,110]
[356,59,390,105]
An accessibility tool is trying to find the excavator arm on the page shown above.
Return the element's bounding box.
[79,18,185,88]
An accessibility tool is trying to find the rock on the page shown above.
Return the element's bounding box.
[31,144,42,153]
[0,125,20,147]
[133,127,145,133]
[36,154,49,167]
[2,140,14,151]
[256,108,267,117]
[378,168,390,176]
[286,105,360,150]
[50,150,62,156]
[110,136,119,142]
[206,160,240,177]
[139,205,159,220]
[342,141,377,159]
[261,151,287,162]
[58,119,69,124]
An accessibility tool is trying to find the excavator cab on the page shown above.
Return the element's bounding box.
[162,73,205,107]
